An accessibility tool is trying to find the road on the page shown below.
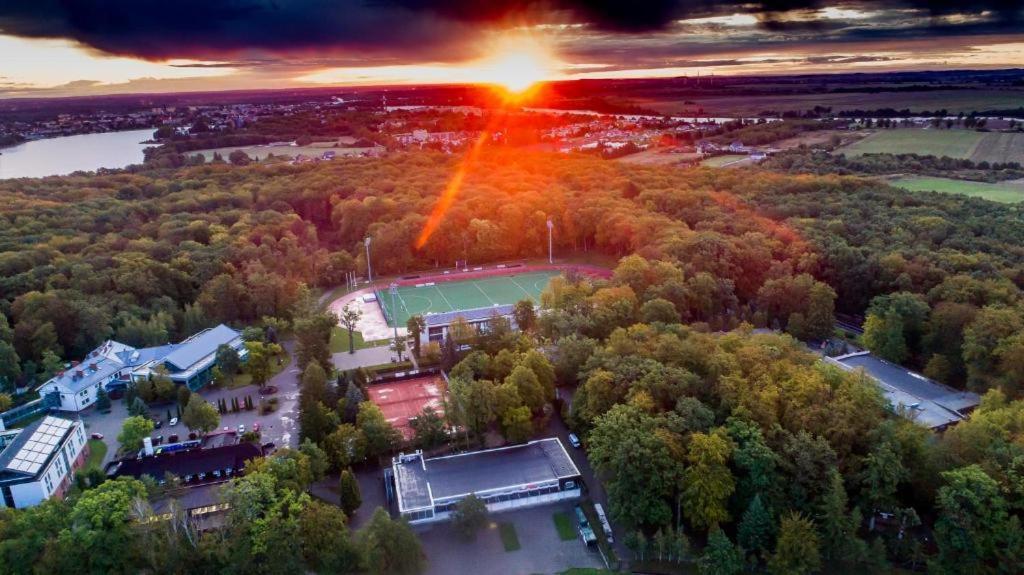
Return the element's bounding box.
[544,396,631,564]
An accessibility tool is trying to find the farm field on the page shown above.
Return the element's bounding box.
[640,89,1024,117]
[840,129,1024,163]
[615,148,700,165]
[970,132,1024,164]
[191,140,382,162]
[841,129,982,159]
[701,154,749,167]
[890,176,1024,204]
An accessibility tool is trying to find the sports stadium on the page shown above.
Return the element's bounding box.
[329,263,609,344]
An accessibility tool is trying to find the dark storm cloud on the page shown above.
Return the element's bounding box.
[0,0,1020,62]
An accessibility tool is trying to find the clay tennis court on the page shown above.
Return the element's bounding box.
[367,375,447,441]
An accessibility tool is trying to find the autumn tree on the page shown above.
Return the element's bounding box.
[339,468,362,516]
[359,508,425,575]
[410,406,448,450]
[216,344,241,383]
[338,304,362,356]
[451,494,489,541]
[406,315,425,358]
[117,416,154,452]
[682,428,735,531]
[512,299,537,332]
[768,512,821,575]
[182,396,220,434]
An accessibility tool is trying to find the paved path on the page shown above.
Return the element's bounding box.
[417,503,603,575]
[201,340,300,449]
[332,345,395,371]
[549,388,631,564]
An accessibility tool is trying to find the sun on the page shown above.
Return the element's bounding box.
[473,38,559,95]
[484,51,549,93]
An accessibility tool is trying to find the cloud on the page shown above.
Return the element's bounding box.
[0,1,1019,65]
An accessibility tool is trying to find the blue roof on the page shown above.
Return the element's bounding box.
[161,325,242,371]
[44,356,122,394]
[116,344,179,368]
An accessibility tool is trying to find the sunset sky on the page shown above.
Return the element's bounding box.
[1,1,1023,98]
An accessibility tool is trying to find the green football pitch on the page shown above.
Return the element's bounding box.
[376,271,559,327]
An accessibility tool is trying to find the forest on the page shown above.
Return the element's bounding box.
[0,147,1023,572]
[2,150,1024,396]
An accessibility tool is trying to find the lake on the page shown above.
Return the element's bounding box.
[0,128,155,179]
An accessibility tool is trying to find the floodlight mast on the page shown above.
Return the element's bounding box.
[547,219,554,264]
[364,236,373,283]
[390,283,399,342]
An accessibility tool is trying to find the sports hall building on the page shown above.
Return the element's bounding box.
[392,437,583,524]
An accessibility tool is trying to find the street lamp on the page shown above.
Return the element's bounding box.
[389,282,403,361]
[546,218,554,264]
[364,236,373,282]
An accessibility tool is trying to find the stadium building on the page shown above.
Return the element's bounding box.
[392,437,583,524]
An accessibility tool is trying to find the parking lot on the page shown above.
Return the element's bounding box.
[77,341,301,467]
[417,503,604,575]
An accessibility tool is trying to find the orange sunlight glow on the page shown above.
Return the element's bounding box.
[415,130,491,250]
[414,37,560,249]
[477,49,552,94]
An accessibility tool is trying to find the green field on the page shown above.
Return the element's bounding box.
[891,176,1024,204]
[85,439,107,469]
[191,138,381,162]
[700,154,748,167]
[499,522,521,551]
[377,271,558,327]
[644,89,1024,117]
[840,129,1024,163]
[841,129,983,159]
[552,512,577,541]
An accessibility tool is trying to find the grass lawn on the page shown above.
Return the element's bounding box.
[700,154,747,167]
[891,176,1024,204]
[225,347,291,389]
[499,522,521,552]
[840,129,983,159]
[330,326,389,353]
[553,512,577,541]
[85,439,107,469]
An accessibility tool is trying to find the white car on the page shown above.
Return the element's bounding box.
[238,424,246,434]
[169,417,178,427]
[568,433,581,448]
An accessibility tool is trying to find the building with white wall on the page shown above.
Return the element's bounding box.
[0,416,88,509]
[392,437,582,524]
[38,324,247,412]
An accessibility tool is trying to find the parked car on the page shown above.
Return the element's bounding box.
[253,422,261,433]
[90,433,104,440]
[151,435,163,446]
[568,433,581,448]
[237,424,246,435]
[169,417,178,427]
[168,434,179,443]
[154,420,163,429]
